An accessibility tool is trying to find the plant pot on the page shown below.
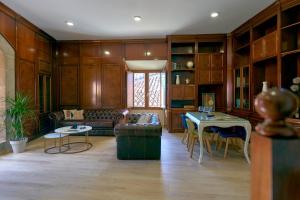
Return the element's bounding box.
[9,137,28,153]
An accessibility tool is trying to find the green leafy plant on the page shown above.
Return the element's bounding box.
[5,92,35,141]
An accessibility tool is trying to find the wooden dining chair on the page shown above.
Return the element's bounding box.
[185,118,212,158]
[180,114,189,146]
[217,126,246,159]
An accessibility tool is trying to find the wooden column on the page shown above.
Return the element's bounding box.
[252,88,300,200]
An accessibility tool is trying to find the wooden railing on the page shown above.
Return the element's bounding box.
[252,88,300,200]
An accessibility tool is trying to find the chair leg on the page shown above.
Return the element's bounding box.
[190,137,196,158]
[186,132,191,150]
[224,138,230,159]
[181,129,187,144]
[206,137,212,157]
[217,137,223,151]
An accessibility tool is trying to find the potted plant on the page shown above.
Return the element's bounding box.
[5,92,35,153]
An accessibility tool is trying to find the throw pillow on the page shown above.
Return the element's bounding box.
[63,109,76,120]
[137,114,151,124]
[74,110,84,120]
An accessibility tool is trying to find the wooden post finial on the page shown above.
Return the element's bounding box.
[254,88,299,137]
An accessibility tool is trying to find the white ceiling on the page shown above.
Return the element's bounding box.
[1,0,276,40]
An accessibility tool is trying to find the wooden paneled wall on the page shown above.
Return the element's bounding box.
[0,2,55,138]
[57,40,167,110]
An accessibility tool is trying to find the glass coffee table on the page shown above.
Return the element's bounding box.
[54,125,93,154]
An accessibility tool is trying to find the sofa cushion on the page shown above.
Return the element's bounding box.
[73,110,84,120]
[137,114,151,124]
[63,109,77,120]
[84,120,114,128]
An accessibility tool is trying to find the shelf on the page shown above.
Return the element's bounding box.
[253,55,277,64]
[171,69,195,72]
[281,49,300,57]
[171,53,195,55]
[234,43,250,53]
[282,21,300,30]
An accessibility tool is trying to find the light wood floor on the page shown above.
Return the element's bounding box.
[0,130,250,200]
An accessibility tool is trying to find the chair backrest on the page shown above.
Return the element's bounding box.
[180,114,188,129]
[185,118,196,134]
[203,106,213,113]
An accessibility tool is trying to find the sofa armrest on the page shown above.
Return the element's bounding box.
[49,111,64,121]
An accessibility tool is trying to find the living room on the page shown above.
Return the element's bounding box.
[0,0,299,200]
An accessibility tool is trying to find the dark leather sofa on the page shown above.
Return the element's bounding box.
[49,109,128,136]
[114,113,162,160]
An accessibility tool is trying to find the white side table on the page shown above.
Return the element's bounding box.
[44,133,70,154]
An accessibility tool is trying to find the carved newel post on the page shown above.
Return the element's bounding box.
[251,88,300,200]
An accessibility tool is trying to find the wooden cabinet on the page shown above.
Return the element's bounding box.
[252,31,277,62]
[101,64,123,108]
[125,41,167,60]
[60,65,79,106]
[18,60,35,100]
[80,65,99,108]
[101,43,124,64]
[169,109,195,132]
[37,35,52,73]
[58,42,80,65]
[171,85,195,100]
[0,11,16,47]
[198,53,224,84]
[80,43,101,65]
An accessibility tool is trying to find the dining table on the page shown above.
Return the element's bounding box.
[185,112,252,164]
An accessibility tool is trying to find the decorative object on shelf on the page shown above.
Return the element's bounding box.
[262,81,268,92]
[186,61,194,69]
[172,62,177,70]
[185,78,190,84]
[202,93,215,111]
[176,75,180,85]
[236,77,240,87]
[290,77,300,118]
[187,47,193,54]
[255,88,299,137]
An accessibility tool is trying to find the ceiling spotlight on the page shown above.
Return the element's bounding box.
[133,16,142,22]
[65,21,74,26]
[210,12,219,18]
[104,50,110,55]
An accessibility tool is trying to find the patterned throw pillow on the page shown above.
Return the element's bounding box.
[137,114,151,124]
[74,110,84,120]
[63,109,76,120]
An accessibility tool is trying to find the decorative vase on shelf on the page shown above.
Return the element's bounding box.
[262,81,268,92]
[176,75,180,85]
[186,61,194,69]
[185,78,190,84]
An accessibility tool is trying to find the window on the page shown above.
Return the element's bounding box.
[128,72,166,108]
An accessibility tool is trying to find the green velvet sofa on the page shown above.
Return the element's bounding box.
[114,113,162,160]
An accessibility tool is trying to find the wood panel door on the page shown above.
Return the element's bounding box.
[171,111,183,132]
[264,31,277,58]
[211,53,223,69]
[80,43,101,65]
[252,38,264,62]
[184,85,195,100]
[198,70,210,85]
[102,43,124,64]
[101,64,123,108]
[146,42,167,60]
[125,43,146,60]
[60,65,79,106]
[198,53,210,69]
[210,70,224,84]
[80,65,99,108]
[171,85,184,100]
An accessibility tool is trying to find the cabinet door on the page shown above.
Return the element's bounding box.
[80,43,101,65]
[171,111,183,132]
[125,43,146,60]
[183,85,195,100]
[19,60,35,100]
[146,42,167,59]
[198,53,210,69]
[264,31,277,58]
[252,39,264,62]
[211,53,223,69]
[171,85,184,100]
[80,65,99,108]
[102,43,124,64]
[198,70,210,85]
[60,65,78,106]
[101,64,123,108]
[210,70,223,84]
[17,23,36,62]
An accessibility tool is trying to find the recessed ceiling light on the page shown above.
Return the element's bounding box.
[133,16,142,22]
[104,50,110,55]
[65,21,74,27]
[210,12,219,18]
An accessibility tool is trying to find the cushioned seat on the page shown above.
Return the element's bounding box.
[84,120,114,128]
